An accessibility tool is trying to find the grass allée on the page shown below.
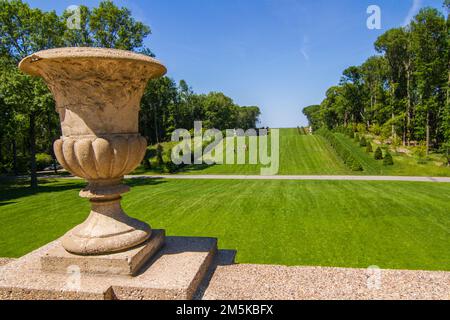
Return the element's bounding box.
[1,177,450,271]
[134,128,450,176]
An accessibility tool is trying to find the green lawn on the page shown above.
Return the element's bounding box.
[133,128,450,176]
[134,128,351,175]
[1,178,450,271]
[278,128,349,175]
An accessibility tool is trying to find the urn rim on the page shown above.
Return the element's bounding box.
[18,47,167,78]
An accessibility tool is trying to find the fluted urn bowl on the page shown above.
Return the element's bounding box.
[19,48,166,255]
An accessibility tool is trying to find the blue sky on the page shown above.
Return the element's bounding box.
[26,0,445,127]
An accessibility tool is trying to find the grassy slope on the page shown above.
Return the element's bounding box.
[134,128,350,175]
[334,133,450,176]
[1,178,450,271]
[134,128,450,176]
[278,128,349,175]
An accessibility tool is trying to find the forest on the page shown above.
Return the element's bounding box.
[0,0,261,186]
[303,2,449,155]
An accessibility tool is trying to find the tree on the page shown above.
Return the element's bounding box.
[375,28,411,145]
[140,76,178,143]
[360,136,368,147]
[0,0,63,187]
[61,1,151,52]
[383,151,394,165]
[410,8,447,155]
[302,3,449,159]
[199,92,238,130]
[374,147,383,160]
[237,106,261,130]
[360,56,389,130]
[302,105,321,130]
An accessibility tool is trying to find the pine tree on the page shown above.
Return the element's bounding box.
[360,136,368,147]
[374,147,383,160]
[383,151,394,165]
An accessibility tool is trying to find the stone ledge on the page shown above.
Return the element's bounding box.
[0,235,217,300]
[41,230,165,276]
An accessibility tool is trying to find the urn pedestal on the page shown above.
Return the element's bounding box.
[19,48,166,255]
[0,48,218,300]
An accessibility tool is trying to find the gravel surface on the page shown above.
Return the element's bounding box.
[202,264,450,300]
[0,258,15,267]
[2,251,448,300]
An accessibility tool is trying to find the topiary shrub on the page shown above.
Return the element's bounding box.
[359,136,367,147]
[383,151,394,166]
[374,147,383,160]
[349,158,363,171]
[366,143,373,153]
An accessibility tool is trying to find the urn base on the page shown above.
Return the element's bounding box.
[62,198,152,255]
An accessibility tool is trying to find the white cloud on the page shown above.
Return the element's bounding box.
[300,35,310,61]
[403,0,422,26]
[300,48,309,61]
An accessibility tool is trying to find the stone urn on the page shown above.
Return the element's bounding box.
[19,48,166,255]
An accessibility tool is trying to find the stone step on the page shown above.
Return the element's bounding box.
[0,233,217,300]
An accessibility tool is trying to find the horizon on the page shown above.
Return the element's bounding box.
[25,0,446,128]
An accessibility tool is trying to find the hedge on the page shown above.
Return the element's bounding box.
[317,128,363,171]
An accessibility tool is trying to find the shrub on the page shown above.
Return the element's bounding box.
[346,128,354,138]
[374,147,383,160]
[36,153,53,170]
[417,158,428,165]
[353,133,360,143]
[165,161,180,173]
[359,136,367,147]
[366,143,373,153]
[348,158,363,171]
[316,128,363,172]
[156,144,164,167]
[143,148,156,169]
[369,123,382,136]
[356,123,366,134]
[383,151,394,166]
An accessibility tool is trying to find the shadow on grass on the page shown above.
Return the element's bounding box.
[0,178,86,204]
[131,163,216,175]
[124,177,167,187]
[0,177,166,204]
[0,201,16,207]
[177,163,216,173]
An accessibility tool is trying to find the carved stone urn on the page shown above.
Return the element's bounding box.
[19,48,166,255]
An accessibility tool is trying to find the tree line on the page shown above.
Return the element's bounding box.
[0,0,260,186]
[303,2,449,156]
